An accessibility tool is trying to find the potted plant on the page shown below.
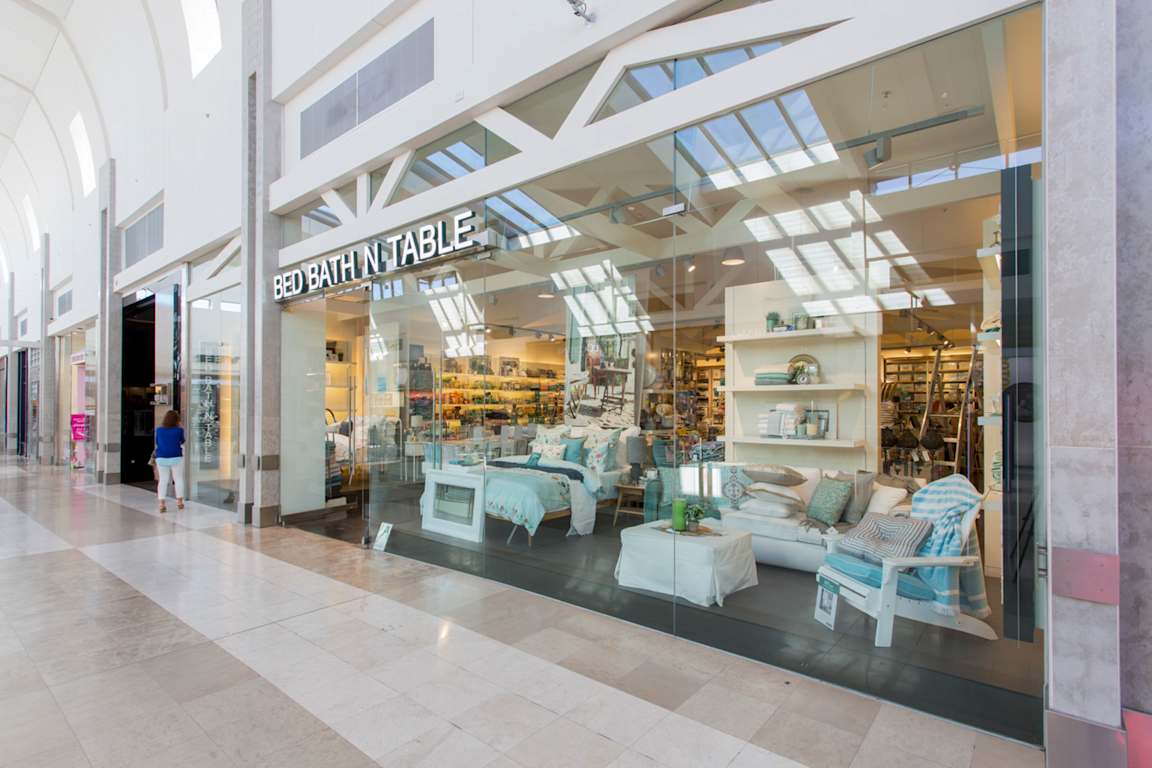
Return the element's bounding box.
[766,311,781,331]
[684,502,709,532]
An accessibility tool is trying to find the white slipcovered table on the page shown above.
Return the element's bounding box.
[614,518,758,607]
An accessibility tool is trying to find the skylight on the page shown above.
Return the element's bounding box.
[22,196,40,253]
[69,114,96,197]
[180,0,223,78]
[550,260,654,338]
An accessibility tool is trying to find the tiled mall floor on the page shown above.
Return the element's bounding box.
[0,464,1044,768]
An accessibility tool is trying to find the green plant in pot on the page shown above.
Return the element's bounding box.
[684,502,709,532]
[765,311,781,331]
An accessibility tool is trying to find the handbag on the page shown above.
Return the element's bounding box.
[920,427,945,451]
[148,450,159,481]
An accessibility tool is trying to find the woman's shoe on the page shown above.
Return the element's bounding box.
[176,498,185,510]
[159,503,167,513]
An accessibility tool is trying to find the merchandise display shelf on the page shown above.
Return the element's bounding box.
[722,383,864,393]
[719,435,864,449]
[718,327,859,344]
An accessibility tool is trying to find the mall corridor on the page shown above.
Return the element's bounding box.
[0,460,1041,768]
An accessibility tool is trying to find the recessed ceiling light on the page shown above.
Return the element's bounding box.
[537,292,555,299]
[721,257,745,266]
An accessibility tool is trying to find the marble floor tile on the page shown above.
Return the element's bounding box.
[0,649,47,701]
[777,679,880,737]
[0,688,82,766]
[330,694,449,761]
[250,728,377,768]
[861,704,977,768]
[0,742,93,768]
[139,641,259,703]
[406,664,504,719]
[506,717,626,768]
[566,684,670,747]
[368,647,461,692]
[630,712,746,768]
[614,660,712,711]
[286,669,398,723]
[971,732,1045,768]
[451,691,558,752]
[376,721,500,768]
[849,735,950,768]
[514,626,599,663]
[751,709,863,768]
[728,743,808,768]
[676,679,778,740]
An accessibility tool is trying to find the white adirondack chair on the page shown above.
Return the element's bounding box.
[815,497,997,647]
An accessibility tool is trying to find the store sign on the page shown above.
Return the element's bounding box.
[273,210,479,301]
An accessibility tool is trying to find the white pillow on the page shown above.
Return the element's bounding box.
[740,498,800,519]
[864,483,908,516]
[534,424,570,446]
[615,426,641,469]
[538,444,567,460]
[745,482,802,503]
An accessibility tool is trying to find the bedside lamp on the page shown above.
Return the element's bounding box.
[626,436,647,483]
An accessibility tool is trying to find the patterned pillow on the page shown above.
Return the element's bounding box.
[534,424,570,446]
[805,477,853,526]
[838,512,933,564]
[829,471,875,525]
[743,464,807,487]
[538,444,567,460]
[584,438,617,473]
[561,436,587,463]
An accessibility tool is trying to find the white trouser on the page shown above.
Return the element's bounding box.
[157,458,185,502]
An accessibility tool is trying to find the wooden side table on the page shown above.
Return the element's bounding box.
[614,483,646,526]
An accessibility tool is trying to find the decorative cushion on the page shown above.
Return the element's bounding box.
[561,436,587,463]
[805,477,853,526]
[829,471,875,525]
[837,512,933,565]
[823,552,937,602]
[582,426,624,470]
[615,426,641,469]
[525,452,542,467]
[864,484,908,516]
[875,473,922,494]
[740,496,802,519]
[743,464,807,487]
[745,482,803,504]
[538,444,567,460]
[584,439,616,473]
[534,424,570,446]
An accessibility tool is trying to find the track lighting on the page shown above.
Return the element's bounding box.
[566,0,593,21]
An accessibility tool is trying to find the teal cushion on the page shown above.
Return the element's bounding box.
[561,436,587,463]
[806,477,853,526]
[525,452,541,467]
[823,552,936,602]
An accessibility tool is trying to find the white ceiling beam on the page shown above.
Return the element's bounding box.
[204,235,242,279]
[369,149,412,212]
[320,188,356,225]
[475,108,550,153]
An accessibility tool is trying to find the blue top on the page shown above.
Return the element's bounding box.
[155,426,185,459]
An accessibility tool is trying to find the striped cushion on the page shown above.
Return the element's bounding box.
[838,512,932,565]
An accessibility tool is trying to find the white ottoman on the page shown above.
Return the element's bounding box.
[614,518,758,607]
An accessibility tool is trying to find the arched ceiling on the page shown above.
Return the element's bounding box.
[0,0,175,273]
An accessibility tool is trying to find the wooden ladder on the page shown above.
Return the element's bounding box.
[931,347,981,477]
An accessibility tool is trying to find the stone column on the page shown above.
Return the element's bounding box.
[1044,1,1141,765]
[6,274,16,454]
[38,233,55,465]
[1116,0,1152,760]
[96,160,123,484]
[239,0,283,526]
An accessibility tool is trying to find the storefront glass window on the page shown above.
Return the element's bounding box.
[284,5,1045,743]
[189,286,242,508]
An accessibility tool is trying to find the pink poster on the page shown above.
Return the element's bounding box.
[70,414,88,442]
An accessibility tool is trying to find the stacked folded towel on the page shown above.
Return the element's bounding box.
[753,364,793,386]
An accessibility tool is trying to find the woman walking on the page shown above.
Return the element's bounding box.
[155,410,185,513]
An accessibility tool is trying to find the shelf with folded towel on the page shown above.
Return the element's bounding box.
[723,384,865,392]
[719,436,864,449]
[717,327,859,344]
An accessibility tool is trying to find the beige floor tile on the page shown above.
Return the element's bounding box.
[407,664,504,719]
[0,689,82,766]
[615,660,711,711]
[506,717,625,768]
[377,721,500,768]
[630,712,746,768]
[139,641,258,703]
[330,694,448,760]
[368,647,460,692]
[608,750,669,768]
[566,685,669,746]
[751,709,863,768]
[558,642,648,686]
[863,704,976,768]
[286,670,398,724]
[849,735,949,768]
[510,659,606,715]
[251,728,377,768]
[0,742,92,768]
[778,679,880,737]
[971,732,1045,768]
[514,626,598,663]
[729,743,808,768]
[52,663,177,729]
[184,677,328,763]
[74,707,212,768]
[676,679,778,740]
[451,691,558,751]
[713,658,800,708]
[0,649,47,701]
